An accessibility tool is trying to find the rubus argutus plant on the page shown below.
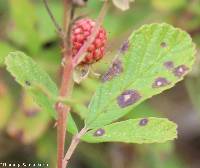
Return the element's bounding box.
[3,0,196,168]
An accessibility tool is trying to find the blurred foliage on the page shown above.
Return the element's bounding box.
[0,0,200,167]
[7,91,50,144]
[135,142,186,168]
[0,80,12,129]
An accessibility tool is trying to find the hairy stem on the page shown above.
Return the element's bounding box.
[56,0,73,168]
[56,55,74,168]
[62,127,88,168]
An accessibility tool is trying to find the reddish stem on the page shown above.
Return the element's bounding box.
[44,1,109,168]
[56,53,74,168]
[56,0,73,167]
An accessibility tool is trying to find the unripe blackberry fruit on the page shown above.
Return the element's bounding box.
[71,18,107,64]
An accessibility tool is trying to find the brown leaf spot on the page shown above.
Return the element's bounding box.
[93,128,105,137]
[173,65,189,77]
[117,90,141,108]
[139,118,148,126]
[152,77,170,88]
[163,61,174,70]
[160,42,167,48]
[120,40,129,53]
[102,59,123,82]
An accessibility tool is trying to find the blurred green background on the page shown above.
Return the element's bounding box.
[0,0,200,167]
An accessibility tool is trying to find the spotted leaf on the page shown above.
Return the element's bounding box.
[85,23,196,129]
[82,117,177,143]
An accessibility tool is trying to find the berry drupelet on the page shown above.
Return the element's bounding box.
[71,18,107,64]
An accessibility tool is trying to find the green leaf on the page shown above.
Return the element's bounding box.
[85,23,196,129]
[82,117,177,143]
[68,114,78,134]
[5,51,78,134]
[5,51,57,116]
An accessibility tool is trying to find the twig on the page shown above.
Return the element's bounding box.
[43,0,63,35]
[56,44,74,168]
[62,127,88,168]
[63,0,74,47]
[72,1,109,67]
[42,1,70,167]
[55,0,74,167]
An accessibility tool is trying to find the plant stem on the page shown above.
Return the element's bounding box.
[56,55,74,168]
[43,0,63,35]
[62,127,88,168]
[61,2,109,168]
[56,0,73,168]
[44,1,108,168]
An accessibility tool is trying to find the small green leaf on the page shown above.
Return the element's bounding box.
[5,51,78,134]
[85,23,196,129]
[68,114,78,134]
[5,51,57,117]
[82,117,177,143]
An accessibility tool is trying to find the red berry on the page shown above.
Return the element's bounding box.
[71,18,107,64]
